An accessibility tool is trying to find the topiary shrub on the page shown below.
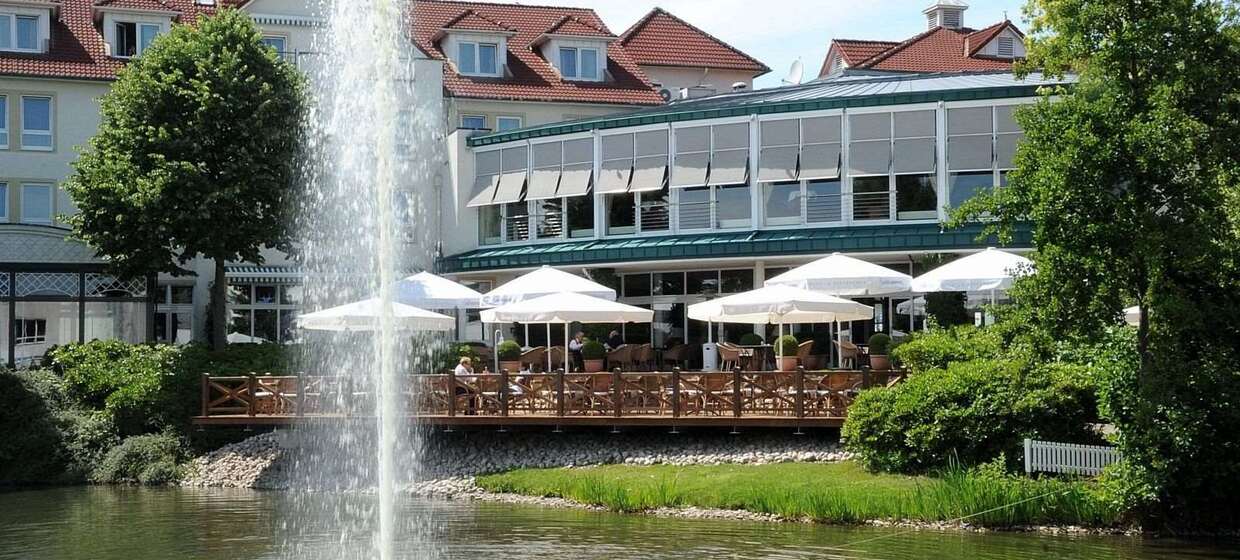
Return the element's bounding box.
[775,335,799,357]
[868,333,892,355]
[842,358,1099,474]
[739,333,764,346]
[890,325,1002,374]
[92,433,186,485]
[496,340,522,361]
[581,340,606,360]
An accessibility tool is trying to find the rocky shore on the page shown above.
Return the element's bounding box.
[182,429,851,491]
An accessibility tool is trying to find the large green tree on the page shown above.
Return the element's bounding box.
[954,0,1240,527]
[66,9,305,350]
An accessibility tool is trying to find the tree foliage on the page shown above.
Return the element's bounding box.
[65,9,305,348]
[951,0,1240,527]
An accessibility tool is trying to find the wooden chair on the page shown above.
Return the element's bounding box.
[717,342,741,372]
[833,340,860,369]
[607,344,633,371]
[796,340,827,370]
[519,346,546,372]
[661,344,689,370]
[547,346,566,372]
[472,345,493,370]
[633,343,655,371]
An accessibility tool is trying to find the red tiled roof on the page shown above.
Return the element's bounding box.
[544,14,613,39]
[619,8,768,75]
[819,21,1021,77]
[0,0,233,81]
[440,9,514,34]
[412,0,663,107]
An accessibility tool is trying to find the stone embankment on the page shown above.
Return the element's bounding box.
[182,430,851,492]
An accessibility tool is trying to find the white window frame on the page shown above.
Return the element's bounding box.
[0,10,46,54]
[14,318,47,345]
[154,283,194,344]
[495,115,523,131]
[20,182,52,224]
[460,114,487,130]
[0,94,7,149]
[19,95,52,151]
[457,40,501,77]
[228,283,301,344]
[0,182,7,222]
[555,45,602,82]
[109,18,166,59]
[260,35,287,53]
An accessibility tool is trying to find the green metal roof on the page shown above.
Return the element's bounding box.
[468,71,1073,147]
[435,222,1033,274]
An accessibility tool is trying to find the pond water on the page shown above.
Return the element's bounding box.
[2,486,1237,560]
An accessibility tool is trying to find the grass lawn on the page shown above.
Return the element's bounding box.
[476,461,1119,527]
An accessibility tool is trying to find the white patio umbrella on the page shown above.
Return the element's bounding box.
[764,252,912,296]
[481,292,653,373]
[896,294,991,316]
[1124,305,1140,326]
[481,266,617,371]
[688,285,873,366]
[298,298,455,332]
[911,247,1033,300]
[395,271,486,309]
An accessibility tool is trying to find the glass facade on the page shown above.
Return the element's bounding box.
[227,283,300,344]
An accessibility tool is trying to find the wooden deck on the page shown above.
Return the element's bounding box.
[192,368,902,429]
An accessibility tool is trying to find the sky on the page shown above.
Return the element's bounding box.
[469,0,1030,88]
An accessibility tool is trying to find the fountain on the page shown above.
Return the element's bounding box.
[289,0,440,557]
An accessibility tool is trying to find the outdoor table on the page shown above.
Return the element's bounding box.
[738,344,774,371]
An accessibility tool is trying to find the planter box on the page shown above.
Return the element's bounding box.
[499,360,522,373]
[583,359,604,373]
[779,356,799,372]
[869,355,891,371]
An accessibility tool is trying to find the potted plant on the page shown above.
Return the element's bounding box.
[776,335,800,371]
[497,340,522,373]
[739,333,764,346]
[867,333,892,370]
[581,340,606,372]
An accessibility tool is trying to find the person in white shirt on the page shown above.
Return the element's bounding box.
[567,331,586,372]
[453,357,477,415]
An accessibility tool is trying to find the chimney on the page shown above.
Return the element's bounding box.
[924,1,967,30]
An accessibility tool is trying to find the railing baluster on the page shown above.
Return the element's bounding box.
[556,368,566,417]
[732,367,742,418]
[500,369,510,418]
[671,367,681,419]
[795,366,805,420]
[247,374,257,417]
[447,368,456,417]
[201,373,210,417]
[613,368,622,419]
[296,372,305,417]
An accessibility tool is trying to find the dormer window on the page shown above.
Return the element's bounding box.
[997,36,1014,58]
[458,40,499,76]
[0,7,49,53]
[558,46,599,81]
[114,21,161,58]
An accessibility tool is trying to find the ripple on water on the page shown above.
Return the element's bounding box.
[1,487,1238,560]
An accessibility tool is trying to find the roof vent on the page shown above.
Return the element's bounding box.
[924,1,967,30]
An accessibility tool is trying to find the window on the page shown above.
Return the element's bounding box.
[260,35,286,53]
[228,284,300,344]
[893,110,937,221]
[478,204,501,245]
[113,22,159,57]
[496,116,522,131]
[458,41,499,76]
[504,201,529,242]
[534,197,563,239]
[623,274,651,298]
[0,183,7,221]
[686,271,719,295]
[654,272,684,296]
[949,171,994,208]
[460,115,487,130]
[558,47,599,80]
[720,269,753,293]
[639,186,670,232]
[677,187,711,230]
[895,174,937,220]
[852,176,890,221]
[0,14,39,52]
[20,183,51,224]
[848,112,892,221]
[20,96,51,150]
[715,185,751,228]
[763,182,800,226]
[566,195,593,238]
[0,94,7,147]
[155,284,193,344]
[805,179,842,223]
[14,318,46,345]
[606,192,636,235]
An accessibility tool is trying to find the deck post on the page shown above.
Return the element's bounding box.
[671,367,681,419]
[447,368,456,417]
[296,372,305,417]
[612,368,622,418]
[200,373,210,417]
[732,367,743,418]
[556,368,566,417]
[247,374,257,417]
[795,366,806,419]
[861,365,871,390]
[500,369,510,418]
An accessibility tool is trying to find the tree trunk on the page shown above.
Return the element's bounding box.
[211,257,228,351]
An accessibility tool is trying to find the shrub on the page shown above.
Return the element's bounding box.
[581,340,606,360]
[867,333,892,355]
[739,333,764,346]
[57,409,120,481]
[842,357,1099,474]
[51,341,191,437]
[890,325,1002,374]
[496,340,522,361]
[0,371,70,483]
[775,335,799,357]
[92,433,186,485]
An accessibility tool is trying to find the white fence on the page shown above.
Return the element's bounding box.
[1023,438,1121,476]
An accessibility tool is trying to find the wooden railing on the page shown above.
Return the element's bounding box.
[199,368,903,422]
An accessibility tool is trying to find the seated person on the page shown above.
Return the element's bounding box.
[605,330,624,351]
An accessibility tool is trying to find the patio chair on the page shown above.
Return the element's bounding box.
[607,344,633,371]
[716,342,741,372]
[796,340,827,370]
[661,344,689,370]
[833,340,860,369]
[633,343,655,371]
[547,346,566,372]
[519,346,546,372]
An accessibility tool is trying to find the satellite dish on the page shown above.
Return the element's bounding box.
[782,59,804,86]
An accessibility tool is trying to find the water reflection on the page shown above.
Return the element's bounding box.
[1,487,1237,560]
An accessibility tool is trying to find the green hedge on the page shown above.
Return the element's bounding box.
[92,433,186,485]
[842,357,1099,474]
[890,326,1003,374]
